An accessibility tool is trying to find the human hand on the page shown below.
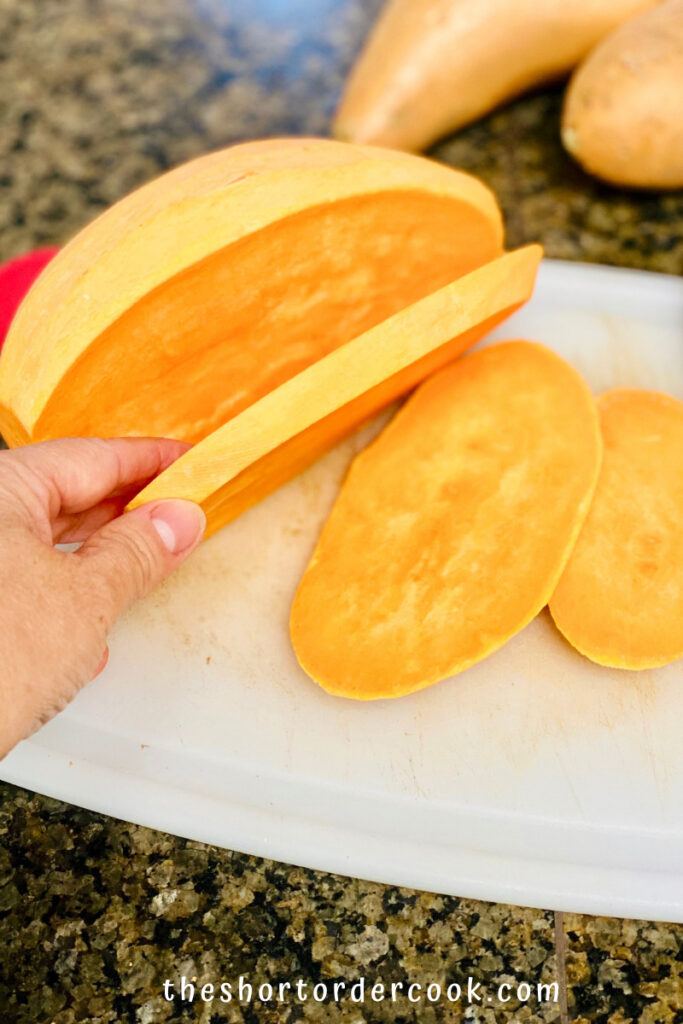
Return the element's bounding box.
[0,437,206,758]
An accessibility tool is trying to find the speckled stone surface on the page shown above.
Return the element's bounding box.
[562,913,682,1024]
[0,1,682,1022]
[433,96,683,274]
[1,788,562,1024]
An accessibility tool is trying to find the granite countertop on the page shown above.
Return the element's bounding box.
[0,1,682,1022]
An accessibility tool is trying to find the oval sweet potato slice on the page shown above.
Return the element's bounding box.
[550,389,683,669]
[290,340,602,699]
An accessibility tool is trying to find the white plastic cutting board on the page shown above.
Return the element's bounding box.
[3,260,683,922]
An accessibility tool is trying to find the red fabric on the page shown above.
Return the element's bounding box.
[0,248,59,352]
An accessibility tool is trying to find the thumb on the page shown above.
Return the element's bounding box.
[76,499,206,625]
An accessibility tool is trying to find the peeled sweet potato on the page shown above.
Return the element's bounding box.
[290,341,602,699]
[550,390,683,668]
[0,138,502,448]
[334,0,656,151]
[128,247,541,535]
[562,0,683,188]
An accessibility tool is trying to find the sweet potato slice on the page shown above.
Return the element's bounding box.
[127,247,541,535]
[290,341,601,699]
[550,389,683,668]
[0,138,502,448]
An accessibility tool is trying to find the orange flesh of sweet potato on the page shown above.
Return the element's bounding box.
[290,340,602,700]
[127,246,541,536]
[30,191,500,445]
[550,389,683,668]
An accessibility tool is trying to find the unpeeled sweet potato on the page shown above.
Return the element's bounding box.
[562,0,683,188]
[334,0,656,151]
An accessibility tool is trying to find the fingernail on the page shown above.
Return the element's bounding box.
[92,647,110,679]
[149,499,206,554]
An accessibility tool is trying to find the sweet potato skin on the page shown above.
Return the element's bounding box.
[550,389,683,669]
[334,0,657,151]
[291,341,602,699]
[562,0,683,188]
